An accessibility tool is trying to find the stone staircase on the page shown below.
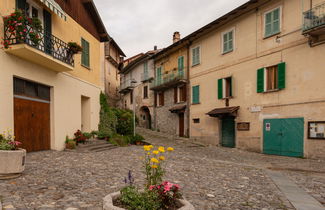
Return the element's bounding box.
[75,139,118,153]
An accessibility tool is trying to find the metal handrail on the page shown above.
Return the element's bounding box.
[151,68,187,88]
[303,2,325,31]
[4,16,74,66]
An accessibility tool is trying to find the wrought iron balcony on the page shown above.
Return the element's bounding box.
[141,73,153,82]
[3,15,74,72]
[303,2,325,33]
[150,69,187,91]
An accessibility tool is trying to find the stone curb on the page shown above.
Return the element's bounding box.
[103,192,195,210]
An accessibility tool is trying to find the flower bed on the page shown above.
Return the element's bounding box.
[103,145,194,210]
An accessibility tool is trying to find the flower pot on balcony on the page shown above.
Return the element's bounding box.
[0,149,26,180]
[103,191,195,210]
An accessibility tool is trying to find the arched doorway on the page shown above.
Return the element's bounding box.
[140,106,152,129]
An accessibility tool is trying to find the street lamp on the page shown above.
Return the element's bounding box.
[131,79,137,137]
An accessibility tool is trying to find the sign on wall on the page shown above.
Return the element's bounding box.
[237,122,250,131]
[308,121,325,139]
[265,123,271,131]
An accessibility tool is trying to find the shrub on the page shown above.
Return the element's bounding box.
[115,109,134,136]
[97,130,111,139]
[90,130,99,138]
[109,134,130,147]
[83,132,92,139]
[98,92,116,138]
[129,134,145,145]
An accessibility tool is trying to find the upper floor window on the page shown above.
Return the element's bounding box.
[192,85,200,104]
[192,46,200,66]
[144,61,148,74]
[174,85,186,103]
[218,77,232,99]
[264,7,281,38]
[222,29,234,54]
[156,67,162,84]
[143,86,148,99]
[81,38,90,68]
[257,62,286,93]
[156,91,164,107]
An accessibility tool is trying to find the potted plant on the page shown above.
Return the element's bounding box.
[103,146,194,209]
[74,130,87,145]
[65,136,76,150]
[67,42,82,54]
[0,129,26,180]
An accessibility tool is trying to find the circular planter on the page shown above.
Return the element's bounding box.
[103,191,195,210]
[0,149,26,179]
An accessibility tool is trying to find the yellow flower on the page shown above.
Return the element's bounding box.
[147,152,151,155]
[158,146,165,153]
[153,150,159,155]
[143,145,151,151]
[159,156,165,161]
[151,158,159,163]
[167,147,174,152]
[151,165,158,169]
[148,145,154,149]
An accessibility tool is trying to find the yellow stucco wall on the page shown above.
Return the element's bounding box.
[0,0,101,150]
[155,46,188,75]
[189,0,325,158]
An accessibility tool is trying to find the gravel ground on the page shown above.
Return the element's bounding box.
[0,128,324,210]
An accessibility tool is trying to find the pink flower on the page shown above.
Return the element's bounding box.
[149,185,155,190]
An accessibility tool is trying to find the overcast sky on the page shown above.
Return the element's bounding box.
[94,0,249,58]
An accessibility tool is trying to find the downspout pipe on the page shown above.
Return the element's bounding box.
[186,41,191,138]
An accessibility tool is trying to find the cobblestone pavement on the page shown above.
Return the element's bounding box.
[0,128,324,210]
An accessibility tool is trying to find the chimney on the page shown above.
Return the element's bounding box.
[173,32,180,43]
[154,45,158,50]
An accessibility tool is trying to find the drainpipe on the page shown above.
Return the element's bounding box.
[186,42,191,138]
[153,61,157,130]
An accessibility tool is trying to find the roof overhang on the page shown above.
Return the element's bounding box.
[206,106,240,118]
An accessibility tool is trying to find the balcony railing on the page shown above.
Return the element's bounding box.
[141,72,153,82]
[120,79,134,93]
[303,2,325,32]
[4,17,74,66]
[150,69,187,90]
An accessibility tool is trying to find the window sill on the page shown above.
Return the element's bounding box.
[263,89,280,93]
[81,64,91,70]
[191,63,200,67]
[175,101,186,104]
[222,49,233,55]
[220,96,233,100]
[263,31,281,40]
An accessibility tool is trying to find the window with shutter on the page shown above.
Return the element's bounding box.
[222,29,234,54]
[156,67,162,85]
[178,56,184,76]
[192,47,200,66]
[257,62,286,93]
[81,38,90,68]
[264,7,281,38]
[192,85,200,104]
[218,77,232,99]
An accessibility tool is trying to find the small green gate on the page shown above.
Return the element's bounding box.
[221,116,235,148]
[263,118,304,157]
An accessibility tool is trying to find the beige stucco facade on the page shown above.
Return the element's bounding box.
[0,0,104,151]
[189,0,325,158]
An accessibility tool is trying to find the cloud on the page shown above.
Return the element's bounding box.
[94,0,249,57]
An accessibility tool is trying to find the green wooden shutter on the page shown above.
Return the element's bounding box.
[16,0,26,11]
[81,39,90,67]
[178,56,184,76]
[218,79,223,99]
[85,41,90,67]
[192,85,199,104]
[223,33,228,53]
[265,12,272,37]
[278,62,286,89]
[272,8,280,34]
[228,31,233,51]
[257,68,265,93]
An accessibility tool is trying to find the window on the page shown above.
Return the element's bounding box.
[218,77,232,99]
[174,86,187,103]
[257,62,286,93]
[222,30,234,54]
[193,118,200,124]
[156,67,162,85]
[144,61,148,75]
[143,86,148,99]
[157,92,164,106]
[192,85,200,104]
[130,90,133,104]
[192,46,200,66]
[81,38,90,68]
[178,56,184,76]
[264,7,281,38]
[14,77,50,101]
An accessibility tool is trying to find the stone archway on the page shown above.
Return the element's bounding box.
[139,106,152,129]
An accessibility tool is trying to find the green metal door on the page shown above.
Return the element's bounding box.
[221,116,235,148]
[263,118,304,157]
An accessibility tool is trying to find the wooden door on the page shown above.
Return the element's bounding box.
[179,113,184,137]
[14,97,50,152]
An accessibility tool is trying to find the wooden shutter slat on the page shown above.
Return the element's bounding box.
[257,68,265,93]
[278,62,286,89]
[182,86,187,102]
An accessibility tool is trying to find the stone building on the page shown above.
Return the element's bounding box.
[103,39,125,107]
[151,32,190,137]
[119,49,159,129]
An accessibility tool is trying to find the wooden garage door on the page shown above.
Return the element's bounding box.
[13,78,51,152]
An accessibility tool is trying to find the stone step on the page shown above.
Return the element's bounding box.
[77,140,108,148]
[92,146,119,152]
[88,144,116,151]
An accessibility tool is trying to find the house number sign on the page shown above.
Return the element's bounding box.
[265,123,271,131]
